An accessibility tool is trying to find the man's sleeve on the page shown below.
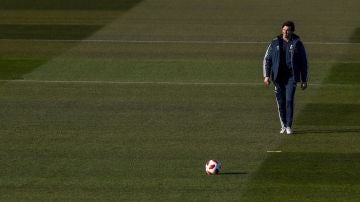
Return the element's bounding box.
[298,41,308,82]
[263,43,272,78]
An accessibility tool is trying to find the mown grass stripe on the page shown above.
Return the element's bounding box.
[0,24,103,40]
[1,38,360,45]
[0,0,143,10]
[1,79,358,87]
[0,1,144,84]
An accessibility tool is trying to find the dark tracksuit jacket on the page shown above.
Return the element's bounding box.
[263,34,308,83]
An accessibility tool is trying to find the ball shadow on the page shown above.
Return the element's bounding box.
[221,172,248,175]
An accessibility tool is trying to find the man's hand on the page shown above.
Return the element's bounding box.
[301,82,307,90]
[264,77,271,86]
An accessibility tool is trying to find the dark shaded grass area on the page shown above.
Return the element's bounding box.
[0,0,143,81]
[0,24,103,40]
[0,59,47,79]
[323,62,360,84]
[0,24,102,81]
[349,27,360,43]
[297,103,360,126]
[252,152,360,185]
[323,28,360,84]
[0,0,143,10]
[242,152,360,201]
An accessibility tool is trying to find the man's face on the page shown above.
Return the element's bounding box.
[282,26,293,39]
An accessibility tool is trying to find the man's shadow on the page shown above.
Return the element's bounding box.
[295,128,360,135]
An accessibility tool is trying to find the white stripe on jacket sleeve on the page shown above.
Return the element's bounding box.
[263,43,272,78]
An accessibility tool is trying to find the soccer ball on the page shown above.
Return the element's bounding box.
[205,160,221,175]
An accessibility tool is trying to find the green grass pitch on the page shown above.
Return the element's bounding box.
[0,0,359,201]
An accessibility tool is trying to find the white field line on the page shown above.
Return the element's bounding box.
[0,79,357,87]
[267,150,282,153]
[1,38,359,45]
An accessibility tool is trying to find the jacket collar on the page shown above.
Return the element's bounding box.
[277,33,300,41]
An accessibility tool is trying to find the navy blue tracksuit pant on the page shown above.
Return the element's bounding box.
[274,75,297,128]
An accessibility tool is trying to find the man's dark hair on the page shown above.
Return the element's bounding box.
[282,21,295,32]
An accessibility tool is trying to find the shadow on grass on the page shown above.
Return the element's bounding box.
[295,128,360,135]
[0,0,145,84]
[221,172,248,175]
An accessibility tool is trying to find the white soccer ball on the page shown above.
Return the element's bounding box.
[205,160,221,175]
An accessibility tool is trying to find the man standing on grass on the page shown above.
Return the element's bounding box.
[263,21,308,135]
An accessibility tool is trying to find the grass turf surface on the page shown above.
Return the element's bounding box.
[0,0,359,201]
[0,82,276,200]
